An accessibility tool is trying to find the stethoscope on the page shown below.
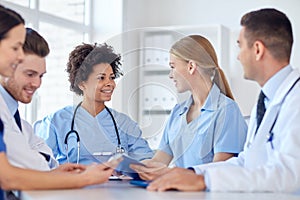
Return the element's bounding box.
[64,102,125,164]
[247,77,300,150]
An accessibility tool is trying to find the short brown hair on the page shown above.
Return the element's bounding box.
[241,8,293,62]
[23,28,49,57]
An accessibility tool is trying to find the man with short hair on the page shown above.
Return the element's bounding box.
[145,8,300,193]
[0,27,56,170]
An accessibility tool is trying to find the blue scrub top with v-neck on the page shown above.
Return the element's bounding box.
[36,106,154,164]
[159,84,247,168]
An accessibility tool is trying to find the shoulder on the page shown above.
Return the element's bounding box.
[106,108,141,132]
[207,84,239,112]
[41,105,74,124]
[275,69,300,104]
[212,94,244,122]
[51,105,73,117]
[107,108,136,124]
[217,93,240,111]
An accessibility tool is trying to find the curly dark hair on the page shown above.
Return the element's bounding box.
[66,43,123,95]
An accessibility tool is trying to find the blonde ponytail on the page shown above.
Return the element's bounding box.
[213,67,234,100]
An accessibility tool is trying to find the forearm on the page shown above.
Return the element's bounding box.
[0,154,87,190]
[213,152,235,162]
[151,150,172,165]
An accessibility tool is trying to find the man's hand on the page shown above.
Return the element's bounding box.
[147,167,206,191]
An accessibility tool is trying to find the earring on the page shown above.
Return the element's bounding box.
[78,84,84,90]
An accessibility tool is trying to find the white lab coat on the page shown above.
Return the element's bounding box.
[194,68,300,192]
[0,94,58,171]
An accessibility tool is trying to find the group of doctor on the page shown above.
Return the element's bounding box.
[0,4,299,200]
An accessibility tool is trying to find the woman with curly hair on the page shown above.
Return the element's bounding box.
[36,43,153,166]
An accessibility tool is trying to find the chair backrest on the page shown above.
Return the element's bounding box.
[33,119,42,133]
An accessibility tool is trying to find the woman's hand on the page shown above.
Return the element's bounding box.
[53,163,86,173]
[130,160,170,180]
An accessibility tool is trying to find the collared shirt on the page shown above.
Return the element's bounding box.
[262,65,292,109]
[193,66,300,192]
[36,105,154,165]
[197,66,292,189]
[0,85,18,116]
[0,85,57,171]
[159,84,247,168]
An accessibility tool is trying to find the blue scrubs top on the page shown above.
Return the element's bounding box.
[36,106,153,164]
[0,119,6,200]
[159,84,247,168]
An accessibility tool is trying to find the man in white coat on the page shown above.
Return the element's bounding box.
[0,27,58,170]
[144,8,300,192]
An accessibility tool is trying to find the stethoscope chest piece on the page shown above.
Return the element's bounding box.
[116,146,125,154]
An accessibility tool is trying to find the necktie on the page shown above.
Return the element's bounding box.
[14,110,50,162]
[14,109,22,131]
[256,91,266,132]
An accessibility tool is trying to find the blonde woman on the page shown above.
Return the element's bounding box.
[132,35,247,180]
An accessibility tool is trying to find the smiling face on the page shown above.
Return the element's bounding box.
[80,63,116,105]
[0,24,26,77]
[168,54,191,93]
[1,53,46,103]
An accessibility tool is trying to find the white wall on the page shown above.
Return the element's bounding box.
[119,0,300,119]
[3,0,298,125]
[91,0,123,110]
